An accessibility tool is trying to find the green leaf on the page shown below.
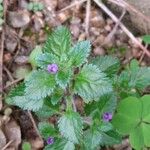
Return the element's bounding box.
[112,95,150,150]
[51,88,63,105]
[74,64,112,103]
[22,142,31,150]
[27,3,34,10]
[142,35,150,44]
[38,3,44,10]
[38,122,56,139]
[6,83,43,111]
[36,53,59,69]
[58,111,83,144]
[100,130,121,146]
[91,56,120,77]
[55,69,72,89]
[29,45,42,67]
[44,139,75,150]
[85,93,117,119]
[112,97,141,134]
[68,40,91,67]
[25,70,56,100]
[83,128,102,150]
[36,97,59,118]
[43,26,71,56]
[83,125,120,150]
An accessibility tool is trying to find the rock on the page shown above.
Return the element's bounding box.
[14,56,28,65]
[4,53,12,63]
[33,15,45,31]
[5,35,17,53]
[90,9,105,28]
[0,129,6,149]
[4,120,21,149]
[8,10,30,28]
[57,11,71,23]
[30,138,44,149]
[70,24,80,39]
[93,47,105,55]
[93,35,105,47]
[78,33,86,41]
[43,0,58,10]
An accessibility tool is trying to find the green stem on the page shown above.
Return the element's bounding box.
[66,96,73,112]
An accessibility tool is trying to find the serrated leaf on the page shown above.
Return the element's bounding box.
[55,69,72,89]
[38,122,56,139]
[100,130,121,146]
[85,93,117,119]
[129,67,150,89]
[91,56,120,77]
[83,125,120,150]
[142,35,150,44]
[29,45,42,67]
[51,88,63,105]
[36,53,59,69]
[25,70,56,100]
[36,97,59,118]
[68,40,91,67]
[43,26,71,56]
[74,64,112,103]
[44,139,75,150]
[6,83,43,111]
[58,111,83,144]
[83,128,102,150]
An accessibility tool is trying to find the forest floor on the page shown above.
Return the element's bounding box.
[0,0,150,149]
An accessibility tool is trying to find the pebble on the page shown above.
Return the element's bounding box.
[8,10,30,28]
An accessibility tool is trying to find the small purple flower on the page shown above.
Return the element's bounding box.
[102,112,113,122]
[47,63,58,74]
[47,137,54,145]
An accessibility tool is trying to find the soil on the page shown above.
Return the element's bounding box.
[0,0,150,149]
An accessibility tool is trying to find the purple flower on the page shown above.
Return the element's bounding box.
[47,137,54,145]
[47,64,58,74]
[102,112,113,122]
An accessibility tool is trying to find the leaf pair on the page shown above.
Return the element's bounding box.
[112,95,150,150]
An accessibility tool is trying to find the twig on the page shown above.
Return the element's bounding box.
[27,111,43,141]
[93,0,150,57]
[0,0,7,110]
[3,78,24,90]
[3,66,14,82]
[59,0,87,12]
[108,0,150,22]
[72,96,77,112]
[102,8,126,45]
[139,44,148,64]
[2,140,14,150]
[85,0,91,37]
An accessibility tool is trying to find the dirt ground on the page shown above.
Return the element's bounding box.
[0,0,150,149]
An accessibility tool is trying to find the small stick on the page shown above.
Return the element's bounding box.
[93,0,150,57]
[2,140,14,150]
[0,0,7,110]
[59,0,87,12]
[102,8,126,45]
[3,78,24,90]
[28,111,43,141]
[85,0,91,37]
[139,44,148,64]
[3,66,14,82]
[108,0,150,23]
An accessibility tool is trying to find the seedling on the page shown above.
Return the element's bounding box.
[6,27,150,150]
